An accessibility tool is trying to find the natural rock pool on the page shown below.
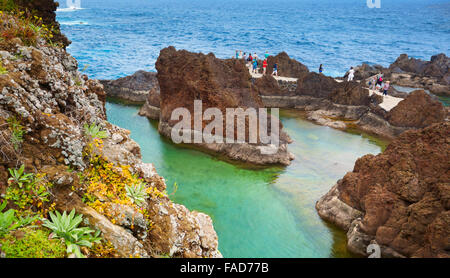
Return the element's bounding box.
[106,100,387,258]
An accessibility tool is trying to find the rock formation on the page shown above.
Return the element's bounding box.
[138,86,161,120]
[316,122,450,258]
[155,46,294,166]
[100,70,159,103]
[0,11,220,258]
[386,90,447,128]
[257,69,447,139]
[346,54,450,97]
[264,52,309,78]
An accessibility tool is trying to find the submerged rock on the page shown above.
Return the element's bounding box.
[316,122,450,258]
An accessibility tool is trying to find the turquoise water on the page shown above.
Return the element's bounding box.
[106,101,384,258]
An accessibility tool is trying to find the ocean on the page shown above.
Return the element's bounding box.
[56,0,450,80]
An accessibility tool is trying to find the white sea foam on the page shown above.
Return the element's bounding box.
[56,8,85,12]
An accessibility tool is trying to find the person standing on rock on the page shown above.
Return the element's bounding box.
[376,75,383,90]
[254,52,258,61]
[347,67,355,81]
[252,59,258,74]
[319,64,324,74]
[263,59,268,75]
[265,51,269,59]
[272,63,278,76]
[383,81,390,96]
[235,50,239,59]
[243,52,247,61]
[369,76,376,90]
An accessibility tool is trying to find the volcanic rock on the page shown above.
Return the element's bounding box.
[265,52,309,78]
[316,122,450,258]
[387,90,446,128]
[155,46,294,166]
[100,70,159,103]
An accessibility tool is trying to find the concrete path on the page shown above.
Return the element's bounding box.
[247,65,298,82]
[368,88,404,111]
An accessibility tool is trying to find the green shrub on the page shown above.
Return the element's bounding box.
[0,61,7,75]
[125,182,148,207]
[84,123,108,140]
[6,165,51,210]
[43,209,102,258]
[0,0,17,12]
[0,228,66,258]
[0,200,37,236]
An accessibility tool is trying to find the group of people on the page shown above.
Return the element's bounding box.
[345,68,390,96]
[235,50,278,76]
[369,75,390,96]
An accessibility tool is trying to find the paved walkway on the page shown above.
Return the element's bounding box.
[247,65,298,82]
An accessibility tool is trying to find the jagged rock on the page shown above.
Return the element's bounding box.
[386,54,450,96]
[328,82,371,106]
[111,133,124,144]
[296,72,338,98]
[316,122,450,258]
[138,86,161,120]
[342,63,385,81]
[387,90,446,128]
[257,69,445,139]
[155,46,294,166]
[265,52,309,78]
[100,70,159,103]
[0,13,221,258]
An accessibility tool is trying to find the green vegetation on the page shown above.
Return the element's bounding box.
[6,165,51,211]
[125,183,148,207]
[0,60,7,74]
[43,209,102,258]
[0,0,17,12]
[0,228,66,258]
[7,116,25,151]
[7,164,33,188]
[0,10,60,47]
[84,123,108,139]
[0,201,37,237]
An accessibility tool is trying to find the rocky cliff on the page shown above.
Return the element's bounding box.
[155,46,294,166]
[316,122,449,258]
[0,11,220,258]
